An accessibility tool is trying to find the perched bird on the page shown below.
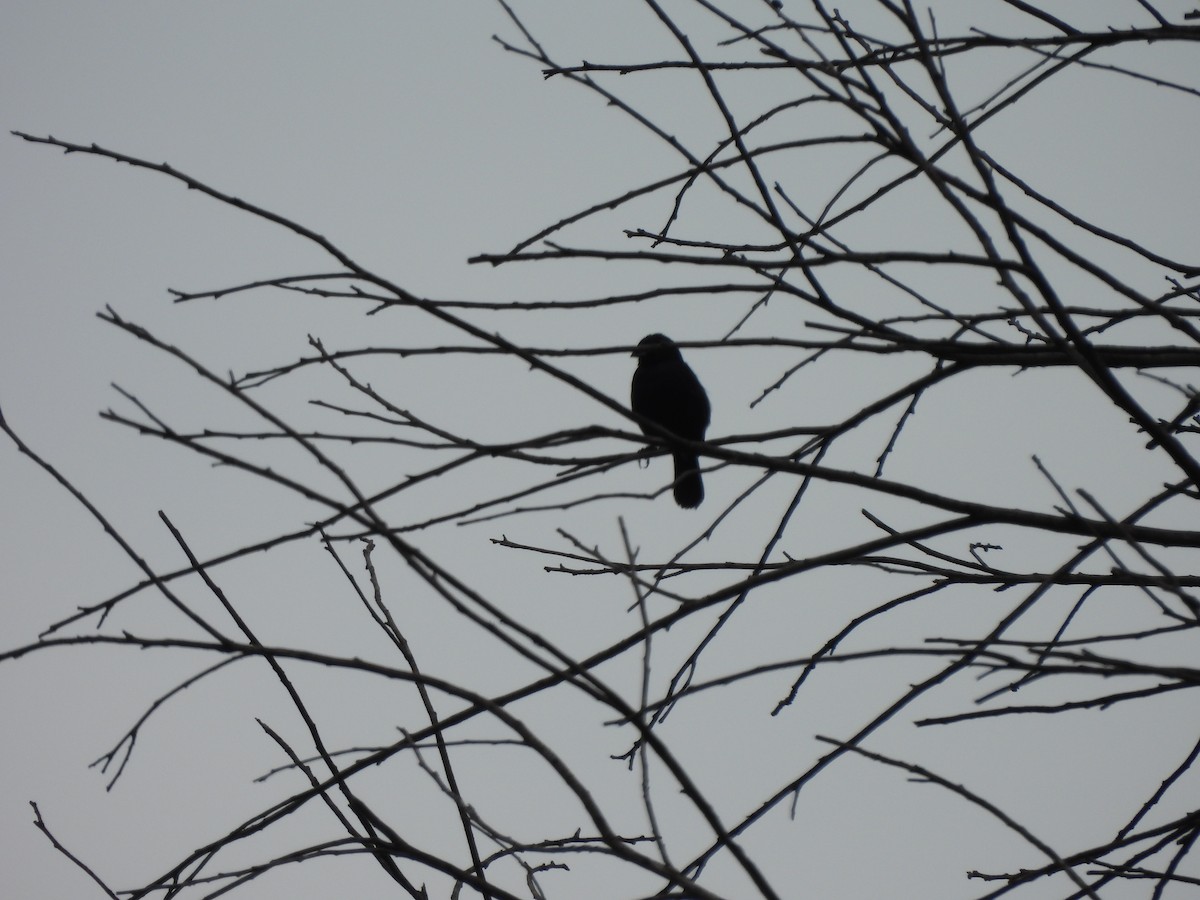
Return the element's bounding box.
[630,333,711,508]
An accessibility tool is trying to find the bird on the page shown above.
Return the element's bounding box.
[630,333,711,508]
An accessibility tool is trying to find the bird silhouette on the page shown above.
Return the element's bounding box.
[630,333,711,508]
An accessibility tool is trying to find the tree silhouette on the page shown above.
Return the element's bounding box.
[5,2,1200,897]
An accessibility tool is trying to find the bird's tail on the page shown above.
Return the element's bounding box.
[672,450,704,509]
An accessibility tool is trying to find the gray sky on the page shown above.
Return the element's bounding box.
[4,2,1200,898]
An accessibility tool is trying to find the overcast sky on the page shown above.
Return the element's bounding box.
[4,2,1200,898]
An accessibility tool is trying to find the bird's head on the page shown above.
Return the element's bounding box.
[632,333,678,360]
